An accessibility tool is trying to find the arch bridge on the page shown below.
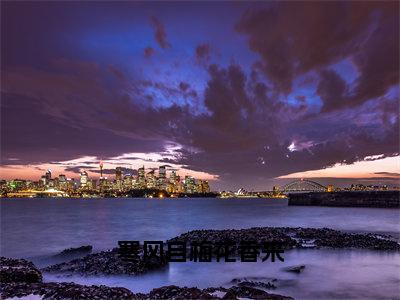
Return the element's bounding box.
[281,179,327,194]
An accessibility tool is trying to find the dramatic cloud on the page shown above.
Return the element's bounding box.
[144,47,155,58]
[150,16,170,49]
[236,1,399,111]
[195,43,211,64]
[1,1,398,189]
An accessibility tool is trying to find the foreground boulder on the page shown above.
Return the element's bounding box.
[0,257,42,283]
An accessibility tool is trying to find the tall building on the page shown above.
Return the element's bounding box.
[184,175,196,194]
[157,165,167,190]
[123,174,133,190]
[137,166,146,189]
[45,170,52,181]
[146,170,156,189]
[99,160,104,178]
[159,166,166,180]
[99,177,108,192]
[80,171,89,188]
[115,167,123,181]
[202,180,210,193]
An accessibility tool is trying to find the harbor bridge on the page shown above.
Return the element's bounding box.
[280,179,327,194]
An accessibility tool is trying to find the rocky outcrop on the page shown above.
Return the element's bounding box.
[42,248,168,276]
[0,282,135,300]
[0,257,43,283]
[170,227,400,251]
[146,285,217,299]
[1,282,294,300]
[55,245,93,257]
[227,286,293,300]
[40,227,399,278]
[0,257,294,300]
[283,265,305,273]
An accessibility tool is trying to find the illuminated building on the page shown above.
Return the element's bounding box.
[66,178,75,191]
[99,177,108,191]
[39,175,46,188]
[80,171,89,188]
[273,186,280,196]
[196,179,203,193]
[45,170,52,181]
[115,167,123,181]
[58,174,67,190]
[90,179,97,190]
[184,175,196,194]
[0,164,213,197]
[137,166,146,189]
[123,174,133,190]
[327,184,334,192]
[202,180,210,193]
[157,165,167,190]
[146,170,156,189]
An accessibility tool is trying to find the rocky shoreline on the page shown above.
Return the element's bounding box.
[42,227,399,277]
[168,227,400,251]
[1,258,292,299]
[1,227,399,299]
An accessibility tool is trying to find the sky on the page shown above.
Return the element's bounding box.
[1,1,399,190]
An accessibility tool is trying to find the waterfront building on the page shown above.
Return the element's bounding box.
[184,175,196,194]
[123,174,133,190]
[146,170,157,189]
[45,170,52,181]
[80,171,89,188]
[59,174,67,190]
[137,166,146,189]
[157,165,167,190]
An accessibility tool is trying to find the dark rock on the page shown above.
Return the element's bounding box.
[56,245,93,257]
[1,279,293,300]
[221,290,238,299]
[230,277,276,289]
[284,265,305,273]
[227,286,293,300]
[0,257,43,283]
[237,281,276,289]
[147,285,217,299]
[0,282,136,300]
[42,248,168,276]
[170,227,400,251]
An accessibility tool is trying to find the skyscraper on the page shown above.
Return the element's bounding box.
[115,167,123,181]
[45,170,52,181]
[146,170,156,189]
[158,165,167,190]
[80,171,89,188]
[138,166,146,189]
[59,174,67,190]
[100,160,104,178]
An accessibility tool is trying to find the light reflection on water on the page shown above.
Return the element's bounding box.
[1,198,400,299]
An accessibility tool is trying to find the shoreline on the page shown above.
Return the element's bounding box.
[1,226,399,299]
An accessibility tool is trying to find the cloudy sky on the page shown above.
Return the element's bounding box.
[1,1,399,190]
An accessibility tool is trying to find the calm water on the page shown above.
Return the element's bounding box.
[1,198,400,299]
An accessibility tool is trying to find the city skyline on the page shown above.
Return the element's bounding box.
[1,1,399,190]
